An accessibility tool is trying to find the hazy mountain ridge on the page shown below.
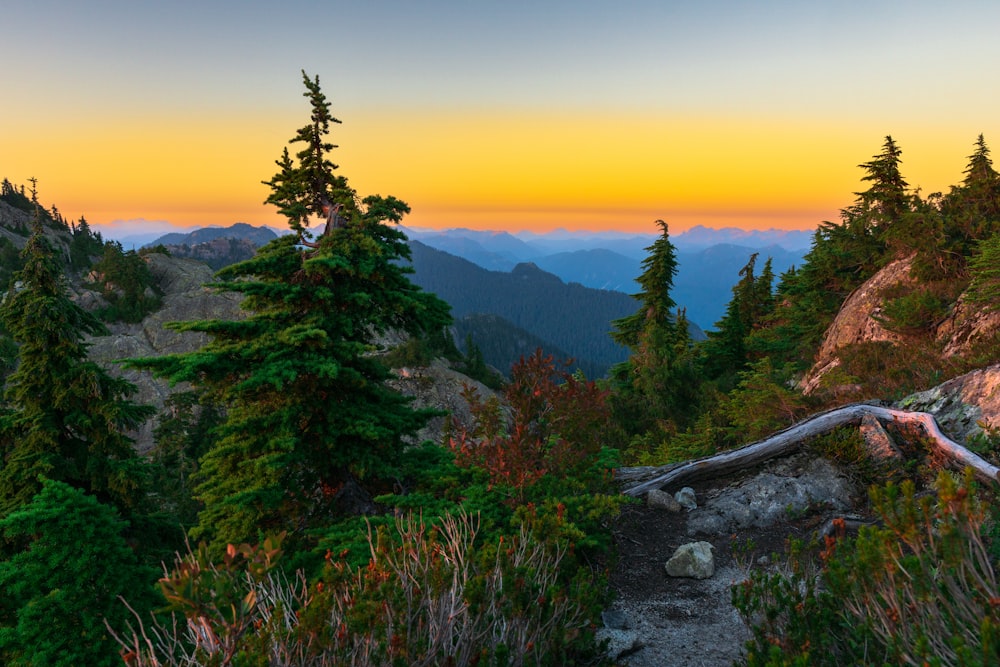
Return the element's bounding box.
[98,220,812,330]
[405,241,642,378]
[146,223,278,248]
[401,226,809,329]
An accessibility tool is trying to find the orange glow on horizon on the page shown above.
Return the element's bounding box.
[5,107,992,236]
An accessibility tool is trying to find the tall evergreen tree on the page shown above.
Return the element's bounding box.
[939,134,1000,256]
[0,196,152,515]
[132,72,451,553]
[609,220,699,438]
[611,220,679,350]
[701,253,775,385]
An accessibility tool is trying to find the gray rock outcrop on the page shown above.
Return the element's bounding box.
[86,254,244,453]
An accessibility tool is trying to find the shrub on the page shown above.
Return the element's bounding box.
[114,511,596,666]
[733,470,1000,666]
[449,349,610,503]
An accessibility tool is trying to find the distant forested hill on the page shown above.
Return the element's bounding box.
[406,241,641,377]
[450,313,583,377]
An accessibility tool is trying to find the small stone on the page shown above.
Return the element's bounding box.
[647,488,682,512]
[596,628,643,661]
[665,541,715,579]
[675,486,698,510]
[601,608,629,630]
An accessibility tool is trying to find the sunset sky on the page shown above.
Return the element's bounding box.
[3,1,999,235]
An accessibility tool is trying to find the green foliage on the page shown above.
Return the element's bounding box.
[68,215,104,270]
[700,253,776,386]
[147,390,223,528]
[454,332,505,389]
[966,232,1000,311]
[734,471,1000,666]
[875,282,956,334]
[0,479,159,667]
[0,237,23,291]
[89,240,162,322]
[609,220,705,440]
[138,243,172,257]
[0,210,154,515]
[611,219,679,350]
[720,358,808,443]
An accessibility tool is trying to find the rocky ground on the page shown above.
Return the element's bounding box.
[603,451,872,667]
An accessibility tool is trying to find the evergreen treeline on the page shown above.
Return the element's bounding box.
[0,73,999,664]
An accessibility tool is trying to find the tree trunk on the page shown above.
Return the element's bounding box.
[620,404,1000,498]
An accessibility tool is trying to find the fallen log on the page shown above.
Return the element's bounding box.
[621,404,1000,497]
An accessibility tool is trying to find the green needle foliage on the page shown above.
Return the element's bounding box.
[0,200,153,515]
[131,71,451,554]
[0,479,158,667]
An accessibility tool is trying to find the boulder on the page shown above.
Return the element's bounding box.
[674,486,698,510]
[665,541,715,579]
[646,489,682,512]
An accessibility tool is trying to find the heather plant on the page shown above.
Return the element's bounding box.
[733,470,1000,666]
[114,511,597,666]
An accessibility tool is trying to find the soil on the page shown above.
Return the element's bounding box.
[605,459,873,666]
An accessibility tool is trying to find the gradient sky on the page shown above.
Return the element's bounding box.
[3,1,999,235]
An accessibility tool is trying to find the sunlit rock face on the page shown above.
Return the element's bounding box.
[936,294,1000,359]
[799,256,914,395]
[897,364,1000,444]
[799,253,998,400]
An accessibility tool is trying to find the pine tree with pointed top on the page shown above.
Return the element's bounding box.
[132,72,451,553]
[609,220,700,438]
[0,194,153,516]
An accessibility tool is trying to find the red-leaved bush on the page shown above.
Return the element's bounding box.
[449,349,610,501]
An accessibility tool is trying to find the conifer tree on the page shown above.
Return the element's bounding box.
[609,220,699,438]
[940,134,1000,253]
[0,195,152,515]
[701,254,775,385]
[133,72,451,553]
[0,479,157,667]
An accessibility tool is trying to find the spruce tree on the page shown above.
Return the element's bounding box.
[133,72,451,553]
[701,254,775,385]
[0,198,152,515]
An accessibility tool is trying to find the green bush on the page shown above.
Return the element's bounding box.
[0,479,159,667]
[733,471,1000,666]
[876,287,952,334]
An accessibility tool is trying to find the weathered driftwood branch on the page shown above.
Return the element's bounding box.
[621,404,1000,497]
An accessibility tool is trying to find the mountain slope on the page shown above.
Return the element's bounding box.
[406,241,638,377]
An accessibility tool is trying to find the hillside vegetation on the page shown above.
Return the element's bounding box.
[0,72,999,665]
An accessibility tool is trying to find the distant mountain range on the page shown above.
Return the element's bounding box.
[400,225,810,329]
[405,241,649,378]
[147,223,278,248]
[93,220,814,372]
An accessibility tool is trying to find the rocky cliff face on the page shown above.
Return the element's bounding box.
[800,254,998,400]
[799,256,914,394]
[85,254,244,453]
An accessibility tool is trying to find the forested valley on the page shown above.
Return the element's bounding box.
[0,71,999,665]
